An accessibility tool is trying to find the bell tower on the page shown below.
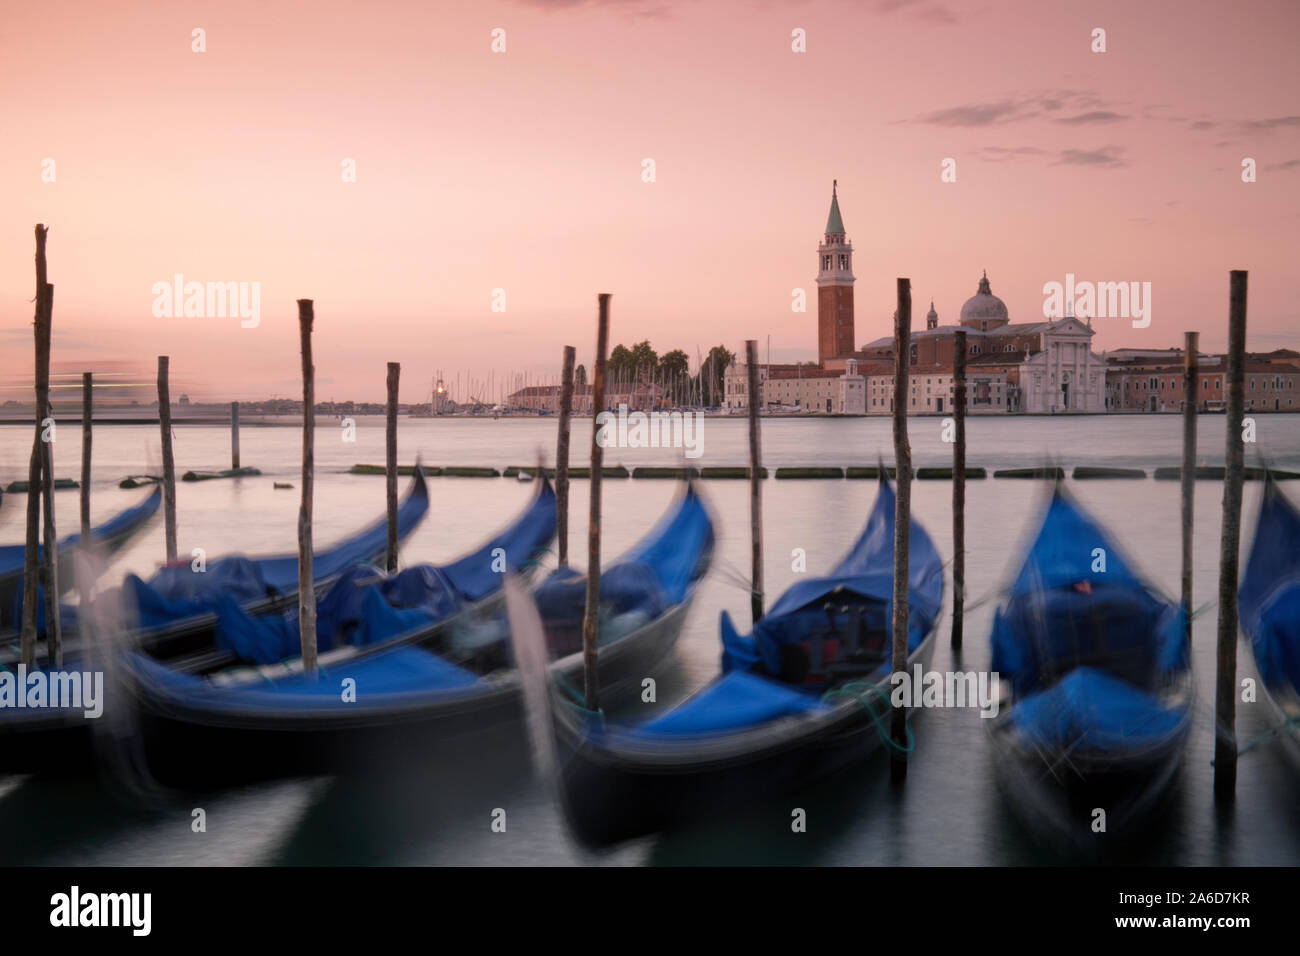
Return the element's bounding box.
[817,180,855,365]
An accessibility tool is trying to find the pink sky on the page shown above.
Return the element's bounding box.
[2,0,1298,403]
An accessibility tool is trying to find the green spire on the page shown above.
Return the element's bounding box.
[825,179,845,235]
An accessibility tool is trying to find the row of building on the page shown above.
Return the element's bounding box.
[504,183,1298,416]
[720,183,1298,416]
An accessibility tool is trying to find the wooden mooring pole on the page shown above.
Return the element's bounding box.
[581,295,610,712]
[951,328,967,650]
[298,300,318,676]
[891,278,913,782]
[746,339,763,625]
[41,404,60,667]
[230,401,241,470]
[81,373,93,545]
[1181,331,1199,647]
[38,278,59,665]
[385,361,400,573]
[1214,273,1247,799]
[21,226,51,667]
[556,345,576,567]
[157,356,177,562]
[78,372,93,659]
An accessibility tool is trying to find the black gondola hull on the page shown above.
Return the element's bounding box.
[553,632,935,847]
[120,597,692,791]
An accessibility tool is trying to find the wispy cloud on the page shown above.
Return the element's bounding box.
[1265,158,1300,171]
[919,100,1021,126]
[1055,146,1126,167]
[1054,110,1128,125]
[872,0,956,24]
[1238,115,1300,132]
[913,91,1108,127]
[506,0,676,17]
[972,146,1048,162]
[975,144,1127,168]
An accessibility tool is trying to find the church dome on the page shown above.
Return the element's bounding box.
[960,271,1009,327]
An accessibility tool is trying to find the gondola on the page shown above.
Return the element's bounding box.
[1240,475,1300,769]
[112,480,712,790]
[510,475,942,848]
[0,469,430,668]
[0,486,162,633]
[0,470,431,773]
[987,483,1192,848]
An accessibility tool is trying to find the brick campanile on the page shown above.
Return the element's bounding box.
[816,180,855,365]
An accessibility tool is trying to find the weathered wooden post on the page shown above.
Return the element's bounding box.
[746,339,764,625]
[81,372,93,544]
[21,224,51,668]
[157,356,177,562]
[1181,331,1199,646]
[385,361,400,573]
[1214,273,1247,798]
[77,371,93,661]
[891,278,913,782]
[230,401,241,470]
[298,300,318,676]
[41,404,60,667]
[951,328,967,650]
[556,345,576,567]
[581,295,610,712]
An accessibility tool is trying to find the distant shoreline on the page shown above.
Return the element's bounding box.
[4,410,1300,427]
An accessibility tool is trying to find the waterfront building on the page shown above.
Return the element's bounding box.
[1104,348,1300,412]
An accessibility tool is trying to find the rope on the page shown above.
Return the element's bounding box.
[554,670,605,727]
[520,546,554,573]
[1214,714,1300,761]
[821,680,915,756]
[712,557,762,598]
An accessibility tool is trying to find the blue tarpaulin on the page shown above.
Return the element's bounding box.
[991,486,1190,760]
[630,671,828,738]
[1241,480,1300,695]
[722,478,943,681]
[126,644,481,714]
[1009,667,1187,752]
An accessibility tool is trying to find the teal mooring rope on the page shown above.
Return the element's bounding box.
[821,680,915,757]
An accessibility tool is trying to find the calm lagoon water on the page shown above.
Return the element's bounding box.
[1,414,1298,865]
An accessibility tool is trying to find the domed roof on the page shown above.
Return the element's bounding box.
[960,271,1008,325]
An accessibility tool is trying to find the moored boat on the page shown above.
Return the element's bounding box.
[1239,475,1300,769]
[987,483,1192,849]
[510,475,942,848]
[0,469,430,669]
[0,471,430,773]
[0,486,162,634]
[113,480,711,790]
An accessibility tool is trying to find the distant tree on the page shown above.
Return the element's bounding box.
[659,349,690,405]
[608,344,634,380]
[628,340,659,376]
[702,345,735,406]
[659,349,689,380]
[574,364,587,386]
